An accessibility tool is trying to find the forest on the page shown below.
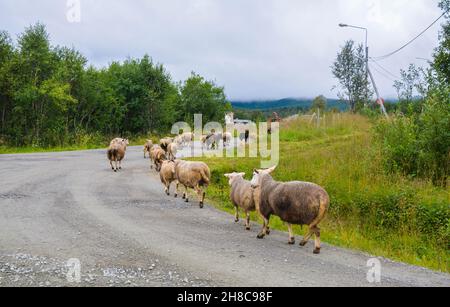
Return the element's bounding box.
[0,23,231,148]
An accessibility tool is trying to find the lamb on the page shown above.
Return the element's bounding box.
[159,160,177,195]
[224,172,256,230]
[150,145,166,171]
[107,138,128,172]
[167,142,178,160]
[160,137,173,151]
[250,165,329,254]
[143,140,153,158]
[174,160,211,208]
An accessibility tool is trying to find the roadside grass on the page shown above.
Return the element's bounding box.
[0,134,161,154]
[189,114,450,272]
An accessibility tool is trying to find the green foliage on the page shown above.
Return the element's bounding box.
[311,95,327,111]
[0,24,230,147]
[195,114,449,272]
[179,72,231,125]
[331,40,372,112]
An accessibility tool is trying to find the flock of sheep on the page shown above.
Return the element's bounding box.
[107,133,330,254]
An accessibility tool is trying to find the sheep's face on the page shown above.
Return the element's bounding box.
[224,172,245,186]
[250,166,277,188]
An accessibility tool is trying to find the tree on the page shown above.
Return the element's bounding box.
[331,40,372,112]
[311,95,327,112]
[179,72,232,125]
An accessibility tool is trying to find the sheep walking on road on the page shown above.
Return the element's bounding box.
[160,160,177,195]
[224,172,256,230]
[143,140,153,159]
[107,138,129,172]
[174,160,211,208]
[251,166,329,254]
[167,142,178,160]
[150,145,166,172]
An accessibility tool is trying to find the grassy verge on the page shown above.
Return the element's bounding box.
[189,114,449,272]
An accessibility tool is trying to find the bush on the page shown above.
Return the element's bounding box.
[374,116,419,176]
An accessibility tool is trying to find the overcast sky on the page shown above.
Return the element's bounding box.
[0,0,444,100]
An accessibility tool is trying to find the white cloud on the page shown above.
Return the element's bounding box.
[0,0,443,100]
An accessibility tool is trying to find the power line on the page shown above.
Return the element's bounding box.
[369,63,397,82]
[372,10,448,61]
[369,58,400,80]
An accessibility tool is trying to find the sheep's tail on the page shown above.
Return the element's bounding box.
[310,191,330,228]
[200,168,211,186]
[108,148,118,161]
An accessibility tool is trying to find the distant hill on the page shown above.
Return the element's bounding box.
[231,98,349,111]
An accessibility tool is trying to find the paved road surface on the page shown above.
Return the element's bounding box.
[0,146,449,287]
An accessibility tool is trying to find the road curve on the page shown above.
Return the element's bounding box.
[0,146,449,287]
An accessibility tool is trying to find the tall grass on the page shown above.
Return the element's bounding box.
[192,114,450,272]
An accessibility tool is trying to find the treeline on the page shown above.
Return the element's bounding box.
[0,23,231,147]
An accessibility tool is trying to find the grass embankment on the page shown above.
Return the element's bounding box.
[0,136,156,154]
[190,114,449,272]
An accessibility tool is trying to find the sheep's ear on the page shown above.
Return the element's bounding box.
[253,169,259,174]
[224,174,230,178]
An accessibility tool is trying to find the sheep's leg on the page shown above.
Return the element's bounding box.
[174,181,179,198]
[245,211,251,230]
[234,206,239,223]
[313,226,321,254]
[300,227,314,246]
[110,160,114,171]
[257,216,270,239]
[114,160,118,172]
[195,185,204,208]
[184,186,189,202]
[287,224,295,244]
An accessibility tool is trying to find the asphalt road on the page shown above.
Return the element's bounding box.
[0,146,449,287]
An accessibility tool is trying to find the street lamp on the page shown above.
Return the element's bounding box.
[338,23,388,117]
[338,23,368,87]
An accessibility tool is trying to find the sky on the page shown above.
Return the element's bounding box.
[0,0,445,100]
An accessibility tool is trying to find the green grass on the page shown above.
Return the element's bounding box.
[189,114,450,272]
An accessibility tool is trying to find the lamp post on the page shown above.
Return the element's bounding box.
[339,23,387,117]
[339,23,368,94]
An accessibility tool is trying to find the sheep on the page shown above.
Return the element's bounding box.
[250,165,329,254]
[110,137,129,148]
[174,160,211,208]
[223,132,232,147]
[202,133,217,150]
[159,160,177,195]
[224,172,256,230]
[173,135,183,148]
[167,142,178,160]
[160,137,173,151]
[150,145,166,171]
[181,132,194,147]
[143,140,153,159]
[107,140,127,172]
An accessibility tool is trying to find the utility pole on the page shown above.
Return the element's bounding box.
[339,23,388,117]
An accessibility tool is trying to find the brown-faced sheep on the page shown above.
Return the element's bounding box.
[143,140,153,158]
[159,160,177,195]
[174,160,211,208]
[251,166,329,254]
[224,172,256,230]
